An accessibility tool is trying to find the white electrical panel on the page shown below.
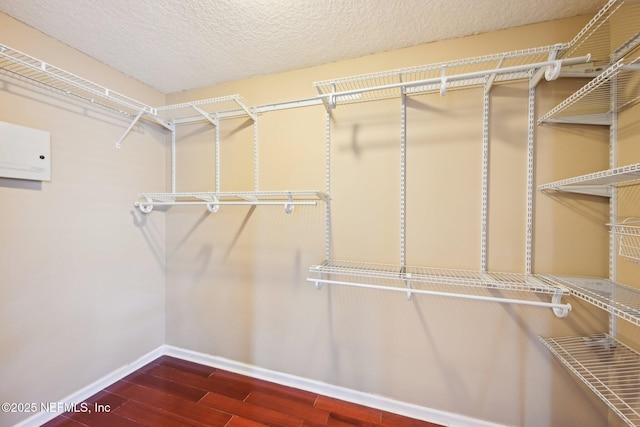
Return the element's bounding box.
[0,121,51,181]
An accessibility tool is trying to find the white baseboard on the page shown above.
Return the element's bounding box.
[14,346,165,427]
[163,345,509,427]
[16,345,510,427]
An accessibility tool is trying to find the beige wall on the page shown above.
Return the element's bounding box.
[0,14,166,427]
[2,9,638,427]
[165,14,624,427]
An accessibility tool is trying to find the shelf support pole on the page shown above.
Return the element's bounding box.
[253,117,259,192]
[324,109,332,261]
[526,77,536,274]
[171,119,176,193]
[609,73,619,338]
[400,91,407,268]
[481,84,490,272]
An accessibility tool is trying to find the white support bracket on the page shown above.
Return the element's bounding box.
[116,110,174,148]
[530,44,565,88]
[191,104,220,127]
[116,110,144,149]
[234,98,257,122]
[134,197,154,213]
[284,193,295,214]
[484,56,505,93]
[439,67,447,96]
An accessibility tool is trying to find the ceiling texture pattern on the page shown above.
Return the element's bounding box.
[0,0,604,94]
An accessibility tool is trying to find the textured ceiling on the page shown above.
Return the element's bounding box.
[0,0,604,94]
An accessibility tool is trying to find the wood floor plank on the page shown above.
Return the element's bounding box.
[210,369,318,405]
[107,380,232,425]
[199,391,304,427]
[43,356,445,427]
[325,414,379,426]
[155,355,218,378]
[123,371,208,402]
[83,390,128,412]
[381,411,443,427]
[62,406,145,427]
[245,390,330,425]
[315,395,382,424]
[225,415,270,427]
[146,364,251,400]
[41,416,87,427]
[114,400,206,427]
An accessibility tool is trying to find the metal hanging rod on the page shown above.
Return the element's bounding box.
[307,260,571,317]
[316,55,591,108]
[134,191,329,214]
[307,260,572,317]
[308,277,571,316]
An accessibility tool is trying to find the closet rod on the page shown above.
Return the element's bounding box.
[307,278,571,316]
[318,55,591,104]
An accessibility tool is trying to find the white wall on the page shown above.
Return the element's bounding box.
[0,14,167,427]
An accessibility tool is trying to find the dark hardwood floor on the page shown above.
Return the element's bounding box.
[41,355,443,427]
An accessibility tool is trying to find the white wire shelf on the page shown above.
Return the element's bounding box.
[307,259,572,316]
[160,95,257,123]
[609,218,640,264]
[538,53,640,125]
[537,163,640,196]
[0,44,155,116]
[312,45,591,106]
[135,191,329,213]
[559,0,640,65]
[540,334,640,427]
[541,275,640,328]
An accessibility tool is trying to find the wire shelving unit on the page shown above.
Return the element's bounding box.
[307,260,572,316]
[538,53,640,125]
[559,0,640,66]
[537,163,640,197]
[541,275,640,328]
[312,45,594,107]
[540,334,640,427]
[0,44,155,116]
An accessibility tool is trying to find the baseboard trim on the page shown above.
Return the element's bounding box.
[16,344,509,427]
[164,345,509,427]
[14,345,165,427]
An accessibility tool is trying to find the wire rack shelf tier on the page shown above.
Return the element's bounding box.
[159,95,256,122]
[541,275,640,327]
[540,334,640,427]
[307,260,572,316]
[312,45,583,105]
[537,163,640,196]
[308,259,569,295]
[560,0,640,65]
[135,191,329,213]
[0,44,155,116]
[538,52,640,125]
